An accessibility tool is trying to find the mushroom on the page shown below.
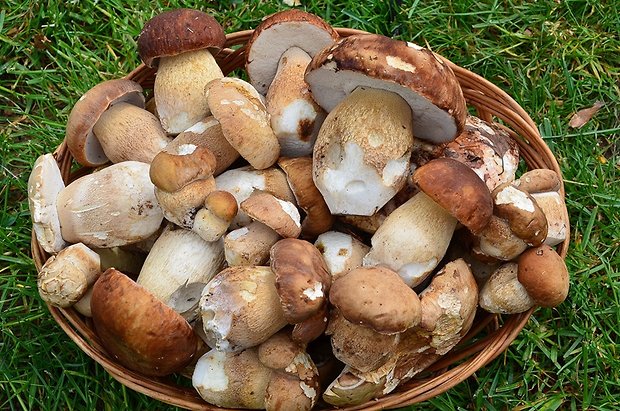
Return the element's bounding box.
[411,116,520,192]
[278,156,334,238]
[314,231,369,280]
[37,243,101,307]
[28,153,67,254]
[154,177,217,230]
[493,182,548,246]
[215,166,295,228]
[517,244,570,307]
[91,268,198,376]
[174,116,240,175]
[364,158,493,287]
[224,222,281,267]
[136,226,225,320]
[137,9,225,133]
[241,191,302,239]
[192,190,238,242]
[91,101,171,163]
[65,79,145,166]
[327,267,421,372]
[56,161,164,248]
[479,263,536,314]
[206,77,280,169]
[246,10,338,156]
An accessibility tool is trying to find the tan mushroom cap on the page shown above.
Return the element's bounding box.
[38,243,101,307]
[265,371,317,411]
[305,34,467,143]
[413,157,493,235]
[514,169,562,194]
[518,245,569,307]
[91,268,198,376]
[291,304,329,345]
[270,238,331,324]
[241,191,301,238]
[278,156,334,238]
[206,77,280,170]
[245,9,339,94]
[149,144,217,193]
[66,79,144,166]
[137,8,226,68]
[155,177,216,229]
[193,190,238,242]
[329,266,422,334]
[493,183,548,246]
[28,154,67,254]
[224,221,281,267]
[92,102,171,164]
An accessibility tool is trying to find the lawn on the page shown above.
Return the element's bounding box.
[1,0,619,410]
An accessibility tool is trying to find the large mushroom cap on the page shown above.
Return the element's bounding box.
[246,9,339,94]
[91,268,198,376]
[137,8,226,68]
[413,157,493,235]
[517,245,569,307]
[66,79,144,167]
[329,266,421,334]
[305,34,467,143]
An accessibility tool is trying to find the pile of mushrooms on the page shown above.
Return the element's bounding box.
[29,8,571,409]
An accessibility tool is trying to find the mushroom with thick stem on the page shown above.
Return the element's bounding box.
[479,263,536,314]
[56,161,164,248]
[206,77,280,169]
[192,190,238,242]
[241,191,302,239]
[224,221,281,267]
[28,153,67,254]
[65,79,145,166]
[37,243,101,308]
[91,268,199,376]
[137,9,226,133]
[136,226,225,320]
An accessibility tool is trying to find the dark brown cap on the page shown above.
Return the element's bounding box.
[413,157,493,234]
[518,245,569,307]
[138,9,226,67]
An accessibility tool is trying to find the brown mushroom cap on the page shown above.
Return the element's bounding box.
[305,34,467,143]
[329,266,421,334]
[137,8,226,68]
[413,157,493,235]
[66,79,144,167]
[492,183,548,246]
[241,191,301,238]
[517,245,569,307]
[270,238,331,324]
[514,169,562,194]
[91,268,198,376]
[149,144,217,193]
[245,9,339,94]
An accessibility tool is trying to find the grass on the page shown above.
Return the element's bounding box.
[1,0,618,409]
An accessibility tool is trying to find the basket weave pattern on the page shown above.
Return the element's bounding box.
[31,28,569,410]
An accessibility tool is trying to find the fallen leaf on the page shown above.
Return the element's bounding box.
[568,101,605,129]
[598,155,607,164]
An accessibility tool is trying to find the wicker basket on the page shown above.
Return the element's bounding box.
[32,28,570,410]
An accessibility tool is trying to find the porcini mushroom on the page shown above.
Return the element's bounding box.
[314,231,369,280]
[224,222,281,267]
[241,191,302,239]
[137,9,226,133]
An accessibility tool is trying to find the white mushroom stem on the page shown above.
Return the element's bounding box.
[155,49,224,134]
[137,227,224,317]
[363,192,457,287]
[315,231,369,280]
[531,191,568,246]
[479,263,536,314]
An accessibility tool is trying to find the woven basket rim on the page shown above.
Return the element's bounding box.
[32,26,570,411]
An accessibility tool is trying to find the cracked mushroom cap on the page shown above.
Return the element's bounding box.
[305,34,467,143]
[270,238,331,324]
[329,266,421,334]
[137,8,226,68]
[66,79,144,166]
[246,9,339,94]
[518,245,569,307]
[91,268,198,376]
[413,157,493,235]
[206,77,280,170]
[278,156,333,238]
[28,154,67,254]
[241,191,301,238]
[492,183,548,246]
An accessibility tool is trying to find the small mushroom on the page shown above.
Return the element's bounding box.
[278,156,334,238]
[91,268,198,376]
[149,143,217,193]
[215,166,295,228]
[479,263,536,314]
[241,191,302,239]
[65,79,145,166]
[476,215,529,261]
[314,231,369,280]
[137,9,226,133]
[517,244,570,307]
[136,226,225,319]
[206,77,280,169]
[37,243,101,307]
[192,190,238,242]
[154,177,217,229]
[56,161,164,248]
[224,222,281,267]
[28,154,67,254]
[91,101,171,163]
